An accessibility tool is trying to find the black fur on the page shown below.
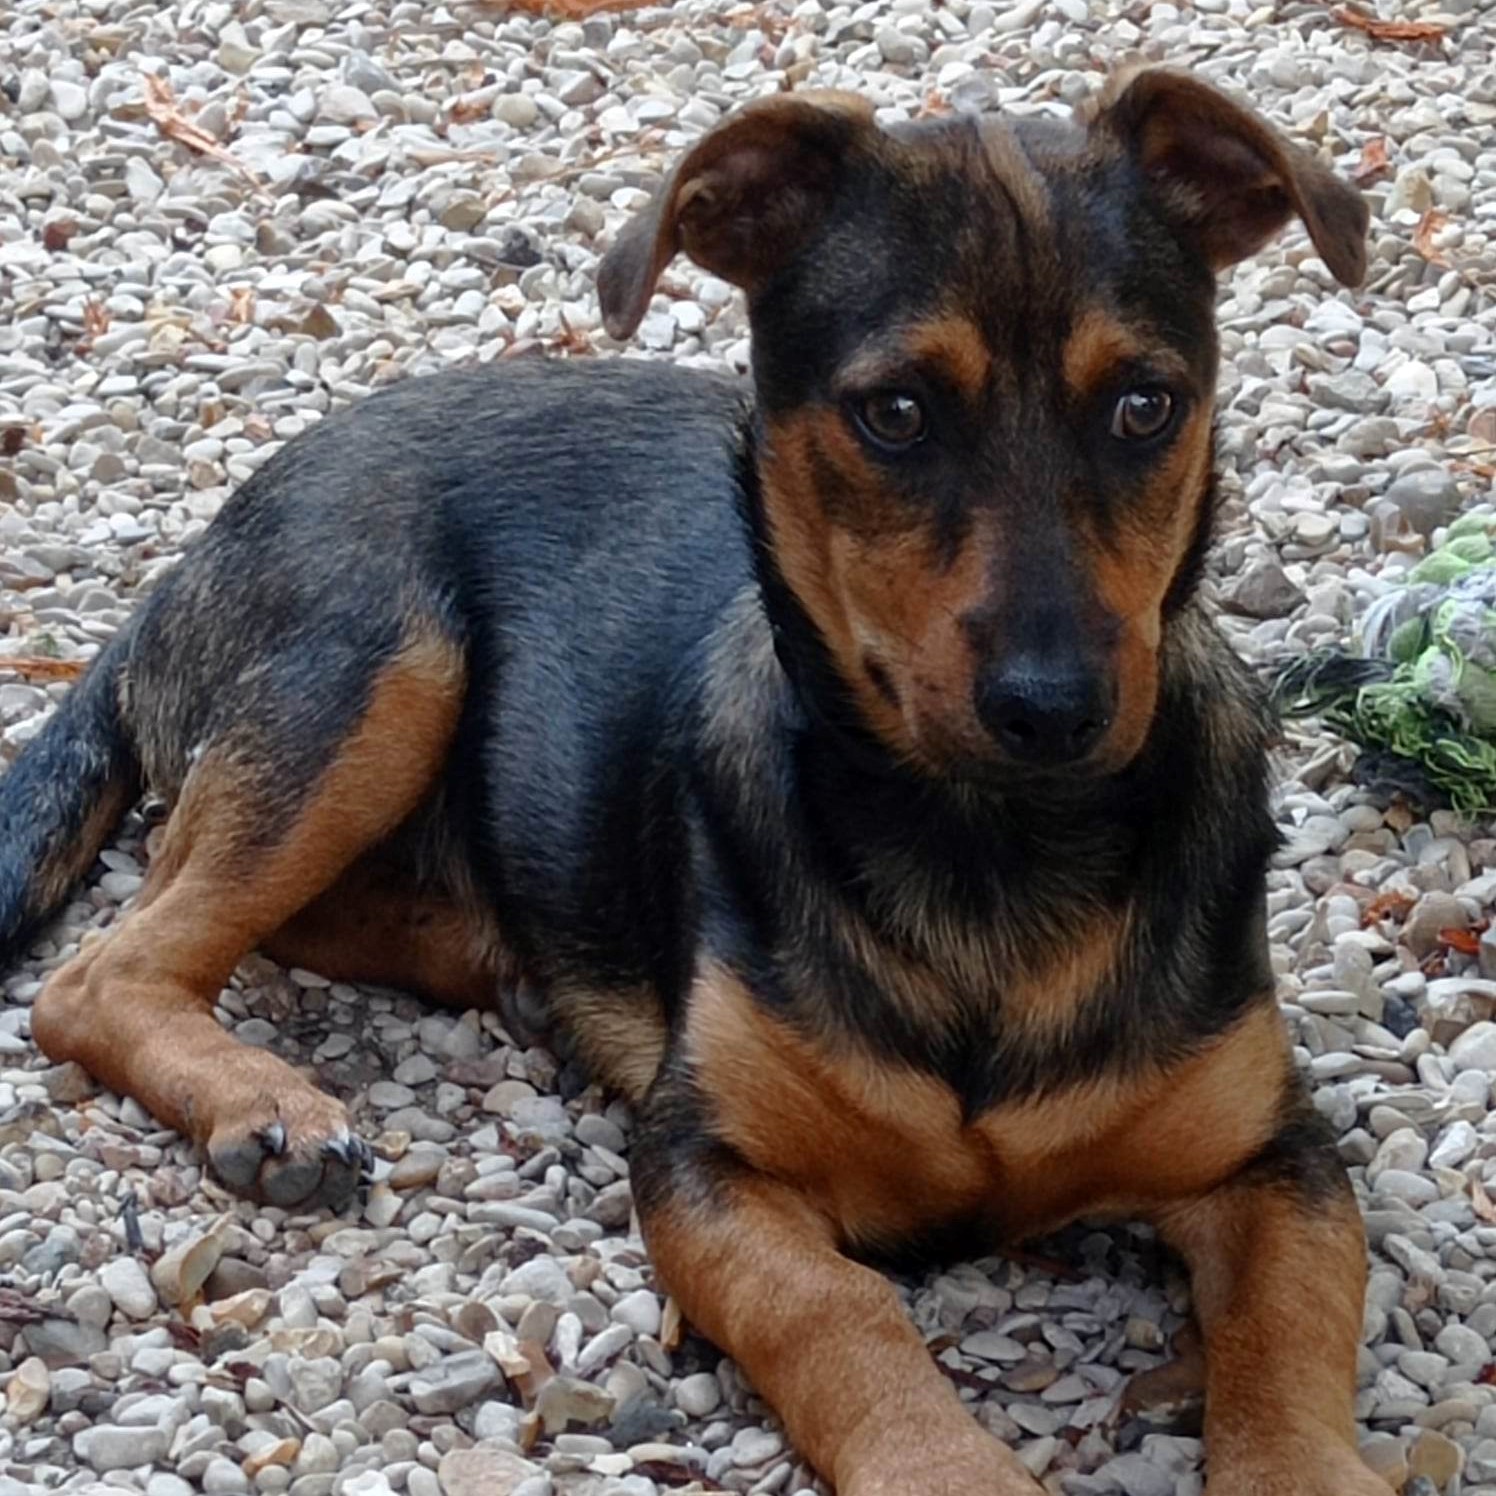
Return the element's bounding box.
[1,92,1336,1265]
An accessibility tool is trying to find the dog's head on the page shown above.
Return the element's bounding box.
[598,71,1367,781]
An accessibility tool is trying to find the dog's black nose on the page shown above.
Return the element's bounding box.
[977,665,1112,767]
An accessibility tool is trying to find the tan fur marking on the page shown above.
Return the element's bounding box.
[32,626,465,1184]
[1062,308,1145,396]
[903,315,993,393]
[761,411,1002,769]
[689,965,1292,1246]
[1156,1174,1378,1493]
[687,965,988,1242]
[551,986,668,1104]
[643,1158,1038,1495]
[265,866,501,1012]
[1079,403,1214,771]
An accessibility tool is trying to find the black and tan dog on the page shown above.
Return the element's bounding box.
[0,68,1377,1495]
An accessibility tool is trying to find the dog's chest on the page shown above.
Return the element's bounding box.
[686,959,1289,1249]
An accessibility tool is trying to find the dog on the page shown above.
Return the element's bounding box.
[0,67,1377,1496]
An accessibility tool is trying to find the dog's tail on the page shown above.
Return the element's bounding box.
[0,630,140,965]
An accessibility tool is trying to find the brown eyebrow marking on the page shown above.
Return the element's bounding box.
[1063,309,1146,395]
[1062,308,1192,398]
[835,315,992,398]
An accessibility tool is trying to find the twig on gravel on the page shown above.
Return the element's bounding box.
[1328,4,1450,44]
[140,73,272,200]
[0,658,87,682]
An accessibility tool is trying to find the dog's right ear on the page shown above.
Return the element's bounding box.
[597,92,876,340]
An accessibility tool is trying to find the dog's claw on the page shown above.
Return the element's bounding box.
[323,1130,373,1173]
[258,1121,287,1156]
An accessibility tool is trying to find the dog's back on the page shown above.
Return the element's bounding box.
[0,359,752,974]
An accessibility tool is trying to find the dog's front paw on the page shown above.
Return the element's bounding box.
[206,1083,371,1209]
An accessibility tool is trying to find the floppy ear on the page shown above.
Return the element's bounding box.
[596,91,876,340]
[1093,67,1369,287]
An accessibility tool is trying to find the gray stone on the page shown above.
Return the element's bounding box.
[1221,559,1305,620]
[100,1255,158,1320]
[75,1424,169,1470]
[409,1351,500,1415]
[1386,470,1463,538]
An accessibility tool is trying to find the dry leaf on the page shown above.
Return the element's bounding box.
[141,73,270,198]
[2,657,88,682]
[1414,207,1452,267]
[448,92,491,124]
[82,299,110,338]
[1439,927,1481,956]
[1470,409,1496,446]
[42,219,79,252]
[1331,4,1448,42]
[1352,136,1390,184]
[659,1295,684,1352]
[1363,889,1417,926]
[916,88,953,119]
[228,287,255,325]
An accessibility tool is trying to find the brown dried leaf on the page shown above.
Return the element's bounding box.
[2,657,88,682]
[448,93,491,124]
[141,72,269,198]
[42,219,79,252]
[916,88,953,119]
[1351,136,1390,184]
[659,1295,684,1352]
[1414,208,1452,267]
[228,287,255,325]
[1470,409,1496,446]
[1440,927,1481,956]
[1363,889,1416,927]
[83,299,110,338]
[1331,5,1448,42]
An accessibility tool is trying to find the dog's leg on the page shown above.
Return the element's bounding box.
[264,865,500,1011]
[31,628,464,1207]
[635,1108,1041,1496]
[1155,1121,1383,1496]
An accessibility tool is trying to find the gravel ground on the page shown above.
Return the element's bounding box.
[2,0,1496,1493]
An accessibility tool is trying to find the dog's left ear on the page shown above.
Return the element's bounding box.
[597,91,876,340]
[1093,68,1369,287]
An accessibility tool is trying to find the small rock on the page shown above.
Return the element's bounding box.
[100,1255,158,1320]
[1386,470,1462,538]
[410,1351,500,1415]
[1220,558,1304,620]
[5,1357,50,1423]
[1403,892,1468,959]
[75,1424,170,1470]
[1450,1021,1496,1073]
[436,1445,541,1496]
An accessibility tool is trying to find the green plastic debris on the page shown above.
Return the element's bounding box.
[1275,500,1496,814]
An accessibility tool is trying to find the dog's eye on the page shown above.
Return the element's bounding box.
[855,391,927,449]
[1111,388,1174,441]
